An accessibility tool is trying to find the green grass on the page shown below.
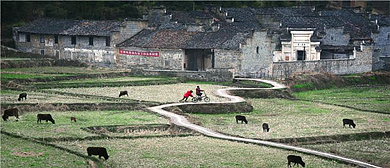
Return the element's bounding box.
[302,138,390,167]
[0,110,168,139]
[190,98,390,140]
[292,82,315,89]
[29,76,180,89]
[293,85,390,113]
[1,66,118,75]
[1,134,90,168]
[1,73,67,81]
[53,136,353,168]
[1,89,112,104]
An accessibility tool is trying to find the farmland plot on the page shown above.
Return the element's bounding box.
[0,110,169,139]
[52,83,231,103]
[192,98,390,139]
[1,90,111,104]
[293,85,390,113]
[54,136,353,168]
[302,138,390,167]
[1,134,90,168]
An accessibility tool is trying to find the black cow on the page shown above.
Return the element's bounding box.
[287,155,305,167]
[37,114,55,124]
[119,91,128,97]
[343,119,356,128]
[262,123,270,132]
[87,147,109,160]
[18,93,27,101]
[235,115,248,124]
[2,108,19,121]
[71,117,77,122]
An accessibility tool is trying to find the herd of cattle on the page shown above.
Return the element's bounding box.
[1,92,358,166]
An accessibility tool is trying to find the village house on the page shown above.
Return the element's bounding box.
[13,6,390,80]
[13,18,147,64]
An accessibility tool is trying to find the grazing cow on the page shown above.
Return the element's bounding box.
[87,147,109,160]
[2,108,19,121]
[71,117,76,122]
[119,91,128,97]
[18,93,27,101]
[262,123,270,132]
[37,114,55,124]
[343,119,356,128]
[287,155,305,167]
[235,115,248,124]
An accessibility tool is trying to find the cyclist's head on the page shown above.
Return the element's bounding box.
[197,86,199,88]
[190,90,193,93]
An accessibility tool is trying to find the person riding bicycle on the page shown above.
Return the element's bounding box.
[181,90,193,102]
[196,86,204,100]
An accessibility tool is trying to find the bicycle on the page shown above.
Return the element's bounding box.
[192,91,211,103]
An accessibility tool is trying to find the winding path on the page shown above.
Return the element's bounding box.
[147,78,381,168]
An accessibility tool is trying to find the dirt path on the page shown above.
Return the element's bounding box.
[148,78,381,168]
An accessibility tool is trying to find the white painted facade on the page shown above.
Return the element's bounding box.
[273,31,320,62]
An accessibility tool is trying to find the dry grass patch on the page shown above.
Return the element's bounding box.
[52,83,230,103]
[302,138,390,167]
[192,98,390,139]
[54,136,354,168]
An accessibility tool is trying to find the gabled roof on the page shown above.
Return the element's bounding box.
[117,21,251,50]
[17,18,121,36]
[319,9,377,38]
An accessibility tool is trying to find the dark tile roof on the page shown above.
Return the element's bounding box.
[118,21,251,50]
[370,14,390,27]
[17,18,121,36]
[280,16,343,28]
[171,11,214,25]
[222,8,257,22]
[319,9,377,38]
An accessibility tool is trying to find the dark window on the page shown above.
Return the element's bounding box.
[40,50,44,55]
[106,37,110,46]
[388,33,390,39]
[40,35,45,43]
[55,35,58,44]
[56,50,60,58]
[256,46,259,54]
[26,34,30,42]
[71,36,76,45]
[89,36,93,46]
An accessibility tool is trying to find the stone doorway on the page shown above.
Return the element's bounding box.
[184,49,213,71]
[297,50,306,60]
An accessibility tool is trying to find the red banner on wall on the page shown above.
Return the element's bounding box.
[119,49,159,57]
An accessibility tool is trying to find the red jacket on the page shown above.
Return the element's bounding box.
[183,91,193,98]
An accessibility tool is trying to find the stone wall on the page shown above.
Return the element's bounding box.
[372,26,390,71]
[117,20,148,44]
[236,30,275,77]
[271,45,373,79]
[322,27,350,45]
[116,47,184,70]
[213,49,241,72]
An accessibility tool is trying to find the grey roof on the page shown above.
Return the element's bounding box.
[280,16,344,28]
[18,18,121,36]
[171,11,215,25]
[117,22,251,50]
[370,14,390,26]
[222,8,257,22]
[319,9,377,38]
